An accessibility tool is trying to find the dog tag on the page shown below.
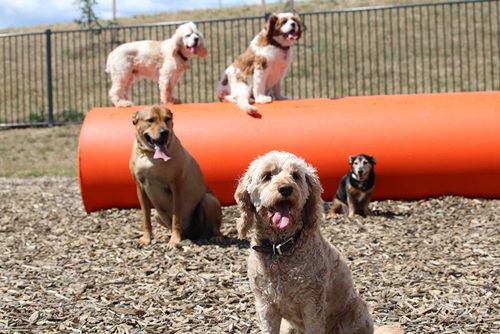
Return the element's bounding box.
[270,254,279,272]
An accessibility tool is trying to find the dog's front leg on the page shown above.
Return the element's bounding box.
[159,71,182,105]
[235,81,258,113]
[253,69,272,104]
[347,196,357,219]
[168,180,185,249]
[255,298,282,334]
[302,302,326,334]
[136,185,153,246]
[362,196,373,217]
[271,81,289,101]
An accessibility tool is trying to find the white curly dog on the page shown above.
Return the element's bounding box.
[235,151,403,334]
[106,22,208,107]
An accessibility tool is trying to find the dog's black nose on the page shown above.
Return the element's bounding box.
[193,36,199,44]
[159,128,169,141]
[278,184,293,197]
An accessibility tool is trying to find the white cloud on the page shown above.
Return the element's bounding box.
[0,0,80,28]
[0,0,278,30]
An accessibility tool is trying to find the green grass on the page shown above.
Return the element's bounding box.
[0,125,80,177]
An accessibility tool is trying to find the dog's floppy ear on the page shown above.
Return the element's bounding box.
[234,173,256,239]
[264,13,278,43]
[368,155,377,165]
[292,14,303,39]
[172,23,189,55]
[348,155,356,165]
[302,165,324,231]
[173,30,184,56]
[132,111,139,125]
[196,29,208,58]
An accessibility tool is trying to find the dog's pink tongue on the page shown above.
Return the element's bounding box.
[272,202,291,229]
[189,46,198,54]
[153,144,171,162]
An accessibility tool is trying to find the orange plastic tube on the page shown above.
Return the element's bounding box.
[78,92,500,213]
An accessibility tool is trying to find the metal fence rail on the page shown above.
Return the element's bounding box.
[0,0,498,127]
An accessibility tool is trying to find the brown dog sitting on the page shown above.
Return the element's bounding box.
[129,105,223,248]
[329,154,376,219]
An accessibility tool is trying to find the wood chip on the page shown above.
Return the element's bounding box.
[0,177,498,333]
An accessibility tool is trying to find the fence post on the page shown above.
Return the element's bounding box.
[45,29,54,127]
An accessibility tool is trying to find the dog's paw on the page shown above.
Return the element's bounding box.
[167,97,182,105]
[275,95,290,101]
[211,233,225,243]
[240,104,258,114]
[167,235,182,249]
[139,234,152,246]
[116,100,135,108]
[255,95,273,104]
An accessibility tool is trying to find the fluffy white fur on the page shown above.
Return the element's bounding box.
[106,22,208,107]
[217,13,302,114]
[235,151,403,334]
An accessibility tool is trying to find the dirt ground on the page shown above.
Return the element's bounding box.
[0,177,498,333]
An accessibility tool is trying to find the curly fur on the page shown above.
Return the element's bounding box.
[106,22,207,107]
[234,151,376,334]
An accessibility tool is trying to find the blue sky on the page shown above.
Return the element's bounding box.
[0,0,277,29]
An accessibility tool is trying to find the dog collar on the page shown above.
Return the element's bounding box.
[252,229,302,255]
[350,173,373,191]
[354,179,368,191]
[270,40,291,52]
[177,51,189,62]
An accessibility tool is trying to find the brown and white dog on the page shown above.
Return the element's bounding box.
[129,105,223,249]
[106,22,208,107]
[329,154,376,219]
[217,13,302,114]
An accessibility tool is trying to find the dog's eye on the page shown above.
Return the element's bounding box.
[292,172,301,181]
[164,117,171,123]
[147,118,155,123]
[262,172,272,182]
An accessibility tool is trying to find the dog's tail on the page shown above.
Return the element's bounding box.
[104,48,117,74]
[216,71,230,101]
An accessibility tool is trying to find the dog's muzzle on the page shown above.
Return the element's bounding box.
[187,37,200,54]
[144,129,169,148]
[283,22,300,40]
[143,129,171,162]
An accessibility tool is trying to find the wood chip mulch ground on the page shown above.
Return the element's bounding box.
[0,177,498,333]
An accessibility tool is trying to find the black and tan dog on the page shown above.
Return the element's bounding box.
[329,154,376,219]
[129,105,223,248]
